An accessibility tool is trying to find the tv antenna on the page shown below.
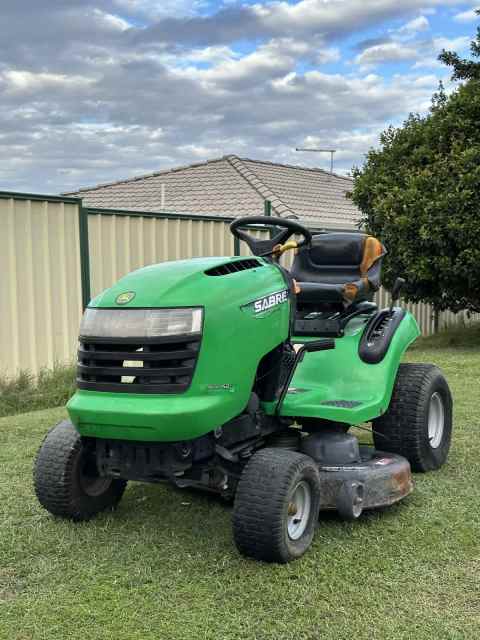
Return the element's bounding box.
[295,148,336,174]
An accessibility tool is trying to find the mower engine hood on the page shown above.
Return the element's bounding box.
[68,256,292,442]
[91,257,248,308]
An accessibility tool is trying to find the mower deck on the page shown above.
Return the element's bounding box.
[316,447,413,512]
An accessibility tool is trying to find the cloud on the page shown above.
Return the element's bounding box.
[354,14,431,68]
[397,15,430,34]
[186,46,240,65]
[355,42,420,66]
[0,53,443,191]
[113,0,209,19]
[432,35,472,52]
[178,38,338,89]
[133,0,465,48]
[354,37,393,53]
[2,70,94,95]
[0,0,468,193]
[354,12,434,67]
[355,28,471,69]
[453,7,480,22]
[411,34,471,69]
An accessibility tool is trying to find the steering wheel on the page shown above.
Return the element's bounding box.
[230,216,312,258]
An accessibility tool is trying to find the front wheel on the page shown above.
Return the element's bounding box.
[34,420,127,521]
[233,448,321,563]
[372,364,453,472]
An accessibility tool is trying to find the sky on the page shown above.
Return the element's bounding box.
[0,0,479,193]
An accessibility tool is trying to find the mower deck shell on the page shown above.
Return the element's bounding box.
[317,447,413,511]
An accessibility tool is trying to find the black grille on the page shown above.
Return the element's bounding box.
[77,334,201,394]
[205,259,261,276]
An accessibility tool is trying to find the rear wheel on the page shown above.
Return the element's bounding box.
[233,448,321,563]
[372,364,452,472]
[34,420,127,520]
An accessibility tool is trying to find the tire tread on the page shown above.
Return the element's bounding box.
[233,448,320,563]
[372,363,452,472]
[34,421,126,520]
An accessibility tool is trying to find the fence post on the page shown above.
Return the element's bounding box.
[433,309,440,334]
[234,236,240,256]
[78,202,91,310]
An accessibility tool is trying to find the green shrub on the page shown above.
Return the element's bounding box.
[0,363,76,418]
[351,22,480,314]
[351,79,480,313]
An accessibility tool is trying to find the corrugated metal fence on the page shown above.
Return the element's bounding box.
[0,191,477,377]
[0,193,84,377]
[87,208,238,299]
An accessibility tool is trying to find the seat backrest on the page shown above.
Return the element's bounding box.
[290,232,385,288]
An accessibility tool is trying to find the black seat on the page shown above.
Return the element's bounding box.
[290,232,386,308]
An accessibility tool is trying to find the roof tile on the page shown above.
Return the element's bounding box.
[65,155,360,228]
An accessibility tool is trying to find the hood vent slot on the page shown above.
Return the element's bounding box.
[205,259,262,276]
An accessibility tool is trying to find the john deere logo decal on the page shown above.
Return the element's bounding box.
[116,291,136,305]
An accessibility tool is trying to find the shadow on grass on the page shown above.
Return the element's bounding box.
[108,474,414,546]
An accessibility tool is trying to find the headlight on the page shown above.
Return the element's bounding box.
[80,308,203,339]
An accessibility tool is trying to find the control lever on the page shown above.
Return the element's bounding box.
[302,338,336,354]
[276,339,335,416]
[389,277,405,314]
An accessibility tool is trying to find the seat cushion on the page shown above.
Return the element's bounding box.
[291,232,385,306]
[296,282,343,304]
[296,281,366,305]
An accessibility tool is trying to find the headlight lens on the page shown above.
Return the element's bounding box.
[80,308,203,338]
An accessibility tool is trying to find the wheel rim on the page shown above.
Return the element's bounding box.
[287,480,312,541]
[352,484,364,518]
[79,452,112,497]
[428,391,445,449]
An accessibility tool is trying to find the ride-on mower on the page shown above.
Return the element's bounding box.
[34,216,453,563]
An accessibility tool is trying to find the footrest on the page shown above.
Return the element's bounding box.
[321,400,363,408]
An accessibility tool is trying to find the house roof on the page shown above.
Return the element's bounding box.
[65,155,360,229]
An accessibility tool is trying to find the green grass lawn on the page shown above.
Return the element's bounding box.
[1,330,479,640]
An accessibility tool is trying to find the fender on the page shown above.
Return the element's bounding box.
[269,311,420,425]
[358,308,407,364]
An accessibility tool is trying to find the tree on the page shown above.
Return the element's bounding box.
[351,19,480,313]
[438,9,480,81]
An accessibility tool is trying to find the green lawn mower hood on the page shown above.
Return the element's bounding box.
[68,256,292,441]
